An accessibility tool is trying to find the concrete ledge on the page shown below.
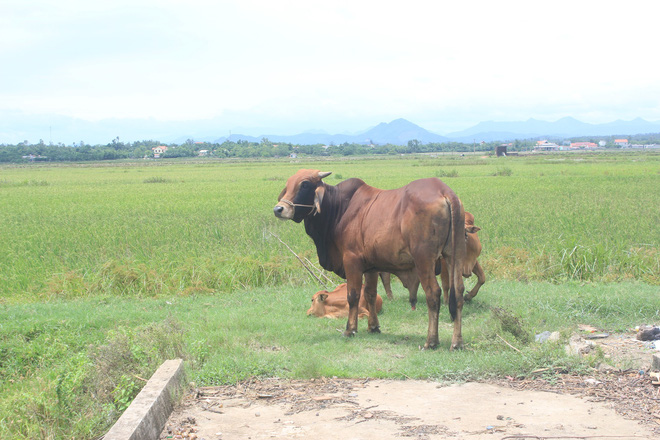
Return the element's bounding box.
[104,359,185,440]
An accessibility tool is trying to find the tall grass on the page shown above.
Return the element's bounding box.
[1,152,658,302]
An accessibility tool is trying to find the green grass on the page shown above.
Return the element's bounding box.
[0,280,658,438]
[0,151,659,438]
[1,152,658,303]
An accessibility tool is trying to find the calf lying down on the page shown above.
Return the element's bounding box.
[307,283,383,319]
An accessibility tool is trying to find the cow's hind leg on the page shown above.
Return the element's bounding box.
[445,254,465,350]
[364,272,381,333]
[415,260,441,349]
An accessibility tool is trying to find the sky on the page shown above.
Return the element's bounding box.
[1,0,659,142]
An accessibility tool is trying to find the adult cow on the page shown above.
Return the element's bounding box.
[273,169,466,350]
[307,283,383,319]
[380,211,485,309]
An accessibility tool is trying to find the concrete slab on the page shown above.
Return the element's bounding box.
[104,359,185,440]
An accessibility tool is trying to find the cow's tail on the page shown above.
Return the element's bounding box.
[447,194,464,322]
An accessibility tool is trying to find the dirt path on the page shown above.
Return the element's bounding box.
[161,373,660,440]
[161,332,660,440]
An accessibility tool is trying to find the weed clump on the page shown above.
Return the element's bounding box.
[493,167,513,176]
[435,169,459,178]
[491,306,532,345]
[143,176,172,183]
[90,318,186,412]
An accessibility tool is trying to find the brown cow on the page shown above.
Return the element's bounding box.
[380,211,485,309]
[274,169,466,350]
[307,283,383,319]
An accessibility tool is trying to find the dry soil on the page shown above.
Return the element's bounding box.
[161,334,660,440]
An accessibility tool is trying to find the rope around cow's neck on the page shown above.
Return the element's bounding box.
[280,198,317,216]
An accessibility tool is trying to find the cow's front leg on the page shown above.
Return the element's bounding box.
[343,257,363,337]
[363,272,380,333]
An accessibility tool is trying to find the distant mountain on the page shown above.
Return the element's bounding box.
[359,118,449,144]
[447,117,660,142]
[213,118,449,145]
[2,112,660,145]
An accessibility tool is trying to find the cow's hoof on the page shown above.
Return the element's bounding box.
[450,342,464,351]
[369,326,381,334]
[343,330,356,338]
[411,305,416,311]
[422,342,438,350]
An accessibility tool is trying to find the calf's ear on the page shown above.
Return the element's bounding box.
[277,187,286,201]
[319,293,328,302]
[314,186,325,214]
[466,226,481,234]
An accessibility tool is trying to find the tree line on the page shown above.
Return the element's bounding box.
[1,133,658,163]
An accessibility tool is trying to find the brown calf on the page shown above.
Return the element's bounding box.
[307,283,383,319]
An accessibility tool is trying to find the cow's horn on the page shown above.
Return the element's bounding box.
[318,171,332,179]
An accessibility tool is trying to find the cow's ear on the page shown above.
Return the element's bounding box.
[319,293,328,302]
[314,185,325,214]
[466,226,481,234]
[277,187,286,202]
[318,171,332,179]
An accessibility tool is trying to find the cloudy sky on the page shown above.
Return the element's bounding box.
[1,0,659,140]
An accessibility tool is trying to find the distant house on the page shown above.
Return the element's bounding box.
[614,139,629,148]
[535,140,560,151]
[570,142,598,149]
[22,154,47,161]
[198,149,209,157]
[152,146,168,158]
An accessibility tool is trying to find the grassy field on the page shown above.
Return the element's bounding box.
[1,152,658,302]
[0,151,659,439]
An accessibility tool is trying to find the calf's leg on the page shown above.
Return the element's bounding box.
[378,272,394,300]
[464,261,485,301]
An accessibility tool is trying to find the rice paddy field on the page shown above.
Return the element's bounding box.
[0,151,659,439]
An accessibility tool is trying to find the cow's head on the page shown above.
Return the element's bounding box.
[464,212,481,235]
[273,169,332,222]
[306,292,329,317]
